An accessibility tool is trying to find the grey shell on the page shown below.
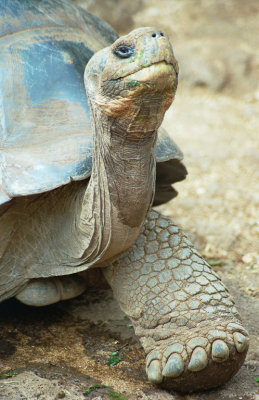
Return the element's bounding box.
[0,0,187,207]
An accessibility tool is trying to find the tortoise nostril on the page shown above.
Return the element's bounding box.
[151,32,165,38]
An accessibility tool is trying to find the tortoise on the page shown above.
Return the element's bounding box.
[0,0,249,393]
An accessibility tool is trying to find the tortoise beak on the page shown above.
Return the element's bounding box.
[122,61,177,93]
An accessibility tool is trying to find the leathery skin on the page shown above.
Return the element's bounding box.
[104,210,249,392]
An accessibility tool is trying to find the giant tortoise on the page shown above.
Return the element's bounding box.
[0,0,249,393]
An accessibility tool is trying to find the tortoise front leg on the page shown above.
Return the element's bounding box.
[103,210,249,392]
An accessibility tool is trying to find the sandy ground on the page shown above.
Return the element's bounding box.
[0,1,258,399]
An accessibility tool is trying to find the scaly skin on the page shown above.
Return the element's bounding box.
[103,210,249,392]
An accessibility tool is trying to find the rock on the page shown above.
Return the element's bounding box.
[176,40,228,91]
[73,0,143,32]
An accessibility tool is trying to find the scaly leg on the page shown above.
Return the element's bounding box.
[103,210,249,392]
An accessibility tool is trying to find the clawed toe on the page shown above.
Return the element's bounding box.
[162,353,184,377]
[233,332,248,353]
[211,340,229,362]
[147,360,163,384]
[188,347,208,371]
[146,327,249,392]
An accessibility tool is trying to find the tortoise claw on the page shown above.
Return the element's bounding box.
[147,360,163,384]
[211,340,230,363]
[233,332,249,353]
[162,353,184,377]
[187,347,208,371]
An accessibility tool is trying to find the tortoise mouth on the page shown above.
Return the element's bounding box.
[123,61,176,81]
[120,61,177,94]
[109,60,178,83]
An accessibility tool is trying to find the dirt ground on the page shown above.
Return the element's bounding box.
[0,1,258,399]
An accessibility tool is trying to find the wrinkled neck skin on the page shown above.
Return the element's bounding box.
[67,28,178,268]
[75,101,157,267]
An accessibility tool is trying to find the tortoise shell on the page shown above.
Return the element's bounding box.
[0,0,186,207]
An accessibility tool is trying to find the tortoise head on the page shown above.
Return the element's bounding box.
[84,27,178,134]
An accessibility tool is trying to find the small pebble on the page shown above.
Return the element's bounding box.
[57,391,66,399]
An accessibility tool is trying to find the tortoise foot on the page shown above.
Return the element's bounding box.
[104,210,249,392]
[15,275,87,306]
[145,320,249,392]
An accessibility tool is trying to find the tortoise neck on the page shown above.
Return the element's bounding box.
[78,103,157,266]
[102,116,157,227]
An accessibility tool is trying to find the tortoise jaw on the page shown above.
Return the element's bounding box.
[96,60,177,119]
[122,61,177,91]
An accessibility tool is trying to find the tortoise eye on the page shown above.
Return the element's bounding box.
[114,44,134,59]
